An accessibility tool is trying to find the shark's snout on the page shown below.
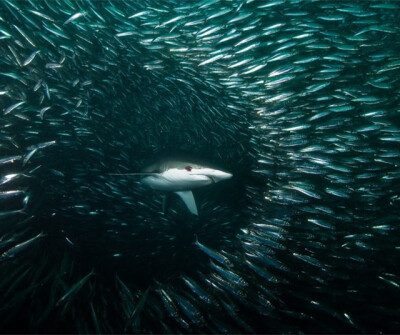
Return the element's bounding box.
[201,169,232,183]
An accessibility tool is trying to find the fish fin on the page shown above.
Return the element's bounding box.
[175,191,198,215]
[124,286,150,332]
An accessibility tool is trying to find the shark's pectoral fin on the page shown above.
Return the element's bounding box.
[175,191,198,215]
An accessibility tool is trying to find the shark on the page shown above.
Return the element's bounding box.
[137,158,233,215]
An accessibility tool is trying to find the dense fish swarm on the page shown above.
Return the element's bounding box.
[1,0,400,333]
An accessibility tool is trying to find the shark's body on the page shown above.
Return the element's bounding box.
[141,159,232,215]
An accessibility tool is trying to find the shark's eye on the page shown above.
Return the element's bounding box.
[185,166,192,171]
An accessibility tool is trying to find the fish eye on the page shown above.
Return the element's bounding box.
[185,166,192,171]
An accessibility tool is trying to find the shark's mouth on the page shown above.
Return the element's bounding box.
[207,176,216,183]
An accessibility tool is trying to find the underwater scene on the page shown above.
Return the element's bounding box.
[0,0,399,333]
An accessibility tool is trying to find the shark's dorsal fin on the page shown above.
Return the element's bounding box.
[175,191,198,215]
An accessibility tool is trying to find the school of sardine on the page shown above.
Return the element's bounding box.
[0,0,399,333]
